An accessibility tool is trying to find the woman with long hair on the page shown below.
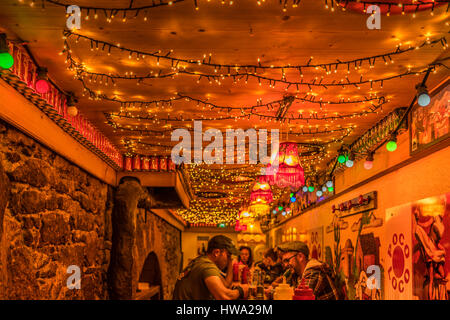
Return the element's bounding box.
[238,246,254,268]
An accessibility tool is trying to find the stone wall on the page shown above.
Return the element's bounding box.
[108,178,182,300]
[134,207,181,300]
[0,118,113,299]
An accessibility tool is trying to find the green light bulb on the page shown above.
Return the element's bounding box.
[0,52,14,69]
[386,140,397,152]
[278,206,283,211]
[308,186,314,192]
[338,154,346,164]
[328,187,334,192]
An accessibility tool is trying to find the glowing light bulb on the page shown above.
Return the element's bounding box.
[345,159,354,167]
[0,52,14,69]
[386,140,397,152]
[364,160,373,170]
[35,79,50,94]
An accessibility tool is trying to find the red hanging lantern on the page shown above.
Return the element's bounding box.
[124,156,132,171]
[168,158,176,171]
[159,157,168,171]
[132,155,141,171]
[150,157,159,171]
[141,157,150,171]
[250,175,273,203]
[266,142,305,188]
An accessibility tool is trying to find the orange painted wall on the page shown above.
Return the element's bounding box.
[268,129,450,299]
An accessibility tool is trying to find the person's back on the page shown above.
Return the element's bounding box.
[173,255,222,300]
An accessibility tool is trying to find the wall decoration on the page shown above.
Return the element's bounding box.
[331,191,377,218]
[351,211,383,232]
[412,192,450,300]
[196,236,209,256]
[385,203,413,299]
[327,208,384,300]
[326,217,349,234]
[307,227,324,261]
[410,79,449,154]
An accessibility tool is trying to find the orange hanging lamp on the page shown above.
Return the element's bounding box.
[248,199,270,218]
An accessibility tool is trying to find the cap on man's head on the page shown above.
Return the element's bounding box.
[207,235,240,256]
[277,241,309,258]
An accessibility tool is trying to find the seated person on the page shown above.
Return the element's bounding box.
[255,248,284,284]
[238,246,254,268]
[172,235,248,300]
[277,241,342,300]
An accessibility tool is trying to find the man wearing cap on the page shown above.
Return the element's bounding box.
[172,235,249,300]
[277,241,342,300]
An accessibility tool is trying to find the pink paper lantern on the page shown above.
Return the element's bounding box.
[266,142,305,188]
[250,175,273,203]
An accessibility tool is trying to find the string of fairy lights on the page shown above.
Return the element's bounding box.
[21,0,450,18]
[62,30,448,91]
[120,127,353,179]
[78,75,386,114]
[65,48,445,93]
[80,76,389,124]
[19,0,446,225]
[179,163,288,225]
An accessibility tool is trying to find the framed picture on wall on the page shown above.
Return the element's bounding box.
[196,236,209,256]
[410,77,450,155]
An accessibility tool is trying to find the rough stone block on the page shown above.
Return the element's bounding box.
[39,212,70,246]
[9,159,52,188]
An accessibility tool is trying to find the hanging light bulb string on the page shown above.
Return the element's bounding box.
[62,29,447,75]
[107,114,354,136]
[327,66,434,178]
[373,66,434,153]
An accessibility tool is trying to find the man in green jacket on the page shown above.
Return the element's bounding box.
[173,235,248,300]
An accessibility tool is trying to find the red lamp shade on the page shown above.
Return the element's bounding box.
[159,157,168,171]
[124,156,132,171]
[266,142,305,188]
[132,156,141,171]
[339,1,446,15]
[250,175,273,203]
[141,157,150,170]
[150,157,159,170]
[35,79,50,94]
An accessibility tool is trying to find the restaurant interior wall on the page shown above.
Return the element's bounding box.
[267,128,450,300]
[182,230,238,268]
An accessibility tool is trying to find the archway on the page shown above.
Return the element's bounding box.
[136,252,163,300]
